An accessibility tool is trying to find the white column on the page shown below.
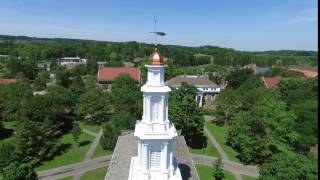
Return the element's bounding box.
[160,96,165,122]
[142,95,146,121]
[165,95,169,121]
[143,144,149,170]
[199,95,203,107]
[169,142,174,169]
[163,143,168,170]
[138,140,142,167]
[146,96,151,122]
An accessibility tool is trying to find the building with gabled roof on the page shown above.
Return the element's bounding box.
[262,77,287,88]
[97,67,141,84]
[166,75,220,107]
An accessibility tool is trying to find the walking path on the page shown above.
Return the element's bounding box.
[81,128,99,138]
[38,156,111,180]
[204,126,229,160]
[37,154,258,180]
[204,122,254,180]
[73,128,103,180]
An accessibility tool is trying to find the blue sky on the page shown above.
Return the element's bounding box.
[0,0,317,51]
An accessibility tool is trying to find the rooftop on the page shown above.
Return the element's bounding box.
[105,132,199,180]
[288,65,318,78]
[262,77,287,88]
[0,78,18,85]
[97,67,140,82]
[166,75,219,88]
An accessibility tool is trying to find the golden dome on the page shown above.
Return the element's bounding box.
[148,48,165,65]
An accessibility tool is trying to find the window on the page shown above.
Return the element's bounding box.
[151,97,161,121]
[149,146,161,169]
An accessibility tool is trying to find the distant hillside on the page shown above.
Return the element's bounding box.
[0,34,317,67]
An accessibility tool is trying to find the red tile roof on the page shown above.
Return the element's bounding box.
[97,67,140,82]
[262,77,287,88]
[0,78,18,84]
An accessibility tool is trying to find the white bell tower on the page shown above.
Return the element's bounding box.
[128,47,182,180]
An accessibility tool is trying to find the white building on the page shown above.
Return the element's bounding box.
[58,56,87,67]
[166,75,221,107]
[128,48,182,180]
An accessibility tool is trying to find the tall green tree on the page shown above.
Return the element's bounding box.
[212,158,225,180]
[111,74,142,118]
[169,82,207,148]
[33,71,49,91]
[75,88,111,123]
[259,153,318,180]
[100,122,120,150]
[2,162,38,180]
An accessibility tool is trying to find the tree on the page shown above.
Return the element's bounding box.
[112,111,136,130]
[100,122,120,150]
[2,162,38,180]
[169,82,207,148]
[111,74,142,118]
[33,71,49,91]
[0,81,33,121]
[71,123,81,147]
[0,143,16,174]
[226,68,254,89]
[69,74,86,103]
[55,66,71,88]
[75,88,111,123]
[259,153,318,180]
[226,88,298,164]
[212,158,225,180]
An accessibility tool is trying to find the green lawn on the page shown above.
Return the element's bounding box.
[0,121,16,146]
[36,132,94,171]
[189,137,221,158]
[205,122,240,162]
[81,166,108,180]
[92,143,113,158]
[195,164,236,180]
[77,121,102,134]
[241,174,258,180]
[57,177,72,180]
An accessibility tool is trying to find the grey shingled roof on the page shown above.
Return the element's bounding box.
[105,132,200,180]
[166,75,219,88]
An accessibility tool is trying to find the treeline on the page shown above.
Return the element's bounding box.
[0,35,317,68]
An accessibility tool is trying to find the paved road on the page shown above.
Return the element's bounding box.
[37,154,258,180]
[191,154,259,177]
[38,156,111,180]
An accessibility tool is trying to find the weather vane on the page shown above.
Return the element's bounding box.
[149,16,166,47]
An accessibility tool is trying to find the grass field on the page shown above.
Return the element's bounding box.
[92,142,113,158]
[81,166,108,180]
[77,121,103,134]
[242,174,258,180]
[205,122,239,162]
[189,137,221,158]
[195,164,236,180]
[0,121,16,146]
[57,177,72,180]
[37,132,94,171]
